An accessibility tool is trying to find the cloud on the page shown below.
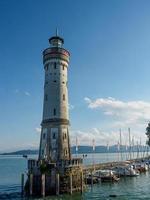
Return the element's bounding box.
[70,128,119,146]
[69,104,75,110]
[70,128,146,146]
[24,91,31,96]
[84,97,150,127]
[35,127,41,134]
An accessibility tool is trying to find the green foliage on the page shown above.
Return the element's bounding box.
[145,122,150,146]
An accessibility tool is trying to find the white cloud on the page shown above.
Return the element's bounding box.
[70,128,118,146]
[70,128,147,146]
[24,91,31,96]
[84,97,150,127]
[69,104,75,110]
[83,97,149,145]
[35,127,41,134]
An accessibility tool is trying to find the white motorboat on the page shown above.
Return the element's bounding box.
[113,165,139,177]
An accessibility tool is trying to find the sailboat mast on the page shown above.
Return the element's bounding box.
[119,129,123,161]
[128,128,131,160]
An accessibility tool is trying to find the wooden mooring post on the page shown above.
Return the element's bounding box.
[80,171,83,194]
[21,173,24,196]
[29,173,33,196]
[56,173,60,195]
[41,174,45,197]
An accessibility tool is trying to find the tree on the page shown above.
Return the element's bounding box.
[145,122,150,146]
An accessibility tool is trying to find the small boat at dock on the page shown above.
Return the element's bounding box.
[113,165,139,177]
[132,162,148,173]
[94,170,120,182]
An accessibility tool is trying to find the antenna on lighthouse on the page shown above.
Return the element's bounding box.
[56,28,58,36]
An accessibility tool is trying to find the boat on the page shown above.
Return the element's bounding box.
[23,154,28,158]
[94,170,120,182]
[132,162,148,173]
[113,165,139,177]
[85,173,99,184]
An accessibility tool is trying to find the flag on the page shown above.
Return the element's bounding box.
[92,139,95,151]
[75,136,78,152]
[107,142,109,151]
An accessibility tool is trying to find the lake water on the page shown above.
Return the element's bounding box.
[0,153,150,199]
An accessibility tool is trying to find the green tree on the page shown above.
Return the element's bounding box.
[146,122,150,146]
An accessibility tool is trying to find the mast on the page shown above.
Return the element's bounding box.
[132,136,134,159]
[92,139,95,171]
[119,129,123,161]
[128,128,131,160]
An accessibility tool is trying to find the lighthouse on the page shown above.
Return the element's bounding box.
[39,31,71,163]
[26,32,83,197]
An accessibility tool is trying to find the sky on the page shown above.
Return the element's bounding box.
[1,0,150,152]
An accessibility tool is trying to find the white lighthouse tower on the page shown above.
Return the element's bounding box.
[39,31,71,163]
[26,32,83,196]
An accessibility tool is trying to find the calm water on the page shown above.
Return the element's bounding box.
[0,153,150,200]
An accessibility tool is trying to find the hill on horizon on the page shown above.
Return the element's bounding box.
[0,145,147,155]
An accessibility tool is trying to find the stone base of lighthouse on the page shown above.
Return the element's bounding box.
[24,158,84,197]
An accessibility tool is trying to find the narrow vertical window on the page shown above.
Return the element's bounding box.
[42,149,44,155]
[64,149,67,156]
[63,94,65,101]
[43,133,46,139]
[53,133,56,139]
[54,62,57,69]
[63,65,65,70]
[53,108,56,116]
[45,64,48,71]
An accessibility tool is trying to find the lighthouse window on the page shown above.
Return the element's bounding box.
[63,65,65,70]
[63,94,65,101]
[54,62,57,69]
[64,149,67,156]
[45,64,48,71]
[53,108,56,116]
[52,133,56,139]
[43,133,46,139]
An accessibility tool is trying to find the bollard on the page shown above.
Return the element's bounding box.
[29,173,33,196]
[80,171,83,194]
[41,174,46,197]
[56,173,60,195]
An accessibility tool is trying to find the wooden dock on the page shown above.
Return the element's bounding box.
[83,156,150,172]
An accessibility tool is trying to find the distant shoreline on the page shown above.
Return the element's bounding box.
[0,145,148,155]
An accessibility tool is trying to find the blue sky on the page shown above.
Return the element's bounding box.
[1,0,150,152]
